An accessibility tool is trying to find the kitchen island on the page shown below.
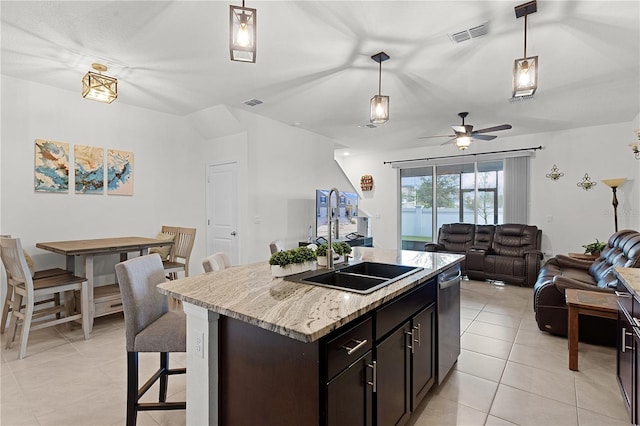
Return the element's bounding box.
[158,247,463,426]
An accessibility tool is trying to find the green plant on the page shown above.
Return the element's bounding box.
[582,239,606,255]
[316,242,352,257]
[268,246,317,267]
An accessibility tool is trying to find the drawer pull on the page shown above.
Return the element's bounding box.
[342,339,367,355]
[405,330,414,354]
[623,328,634,352]
[110,302,123,308]
[615,291,631,298]
[413,323,421,347]
[367,361,377,393]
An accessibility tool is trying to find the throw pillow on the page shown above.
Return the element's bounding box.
[149,232,175,260]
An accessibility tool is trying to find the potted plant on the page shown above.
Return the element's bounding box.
[269,246,317,277]
[316,242,352,266]
[582,239,606,256]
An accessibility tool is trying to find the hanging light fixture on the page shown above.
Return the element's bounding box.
[512,1,538,98]
[230,1,256,63]
[370,52,390,124]
[455,136,472,150]
[82,63,117,104]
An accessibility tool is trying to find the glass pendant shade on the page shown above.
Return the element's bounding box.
[455,136,472,150]
[82,67,117,104]
[230,4,256,63]
[370,95,389,124]
[513,56,538,97]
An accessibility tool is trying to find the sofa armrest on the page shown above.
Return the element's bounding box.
[553,254,593,270]
[424,243,444,252]
[524,249,544,260]
[553,275,611,293]
[524,251,544,286]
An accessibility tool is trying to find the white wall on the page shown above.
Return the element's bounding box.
[199,106,354,264]
[337,119,640,256]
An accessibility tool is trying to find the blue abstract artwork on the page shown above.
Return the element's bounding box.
[107,149,134,195]
[34,139,69,193]
[74,145,104,194]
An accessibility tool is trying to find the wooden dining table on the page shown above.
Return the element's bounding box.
[36,236,174,333]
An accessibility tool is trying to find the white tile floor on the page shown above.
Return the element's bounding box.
[1,279,628,426]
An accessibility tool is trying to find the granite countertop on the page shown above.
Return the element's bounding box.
[158,247,463,343]
[615,267,640,296]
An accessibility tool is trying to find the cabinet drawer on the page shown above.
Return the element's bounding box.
[376,280,435,341]
[326,317,373,380]
[94,284,123,317]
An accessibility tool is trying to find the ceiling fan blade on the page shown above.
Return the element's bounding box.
[439,138,456,146]
[473,134,497,141]
[418,134,456,139]
[473,124,512,134]
[451,125,466,133]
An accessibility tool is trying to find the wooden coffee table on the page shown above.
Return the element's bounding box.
[565,288,618,371]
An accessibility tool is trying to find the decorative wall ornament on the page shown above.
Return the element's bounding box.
[74,145,104,194]
[107,149,134,195]
[545,164,564,181]
[34,139,69,193]
[577,173,596,191]
[360,174,374,191]
[631,129,640,160]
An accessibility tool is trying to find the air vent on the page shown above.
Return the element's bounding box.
[358,123,377,129]
[448,23,489,43]
[509,94,535,102]
[243,98,263,107]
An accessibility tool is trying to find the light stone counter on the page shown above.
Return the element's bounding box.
[158,247,463,343]
[615,267,640,296]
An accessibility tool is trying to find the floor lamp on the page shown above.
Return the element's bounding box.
[602,178,627,232]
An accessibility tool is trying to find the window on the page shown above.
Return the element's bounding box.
[400,160,504,251]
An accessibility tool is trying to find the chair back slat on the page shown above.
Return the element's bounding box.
[0,238,32,291]
[171,227,196,261]
[115,254,168,351]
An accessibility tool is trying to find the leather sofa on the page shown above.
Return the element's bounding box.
[533,229,640,345]
[426,223,543,286]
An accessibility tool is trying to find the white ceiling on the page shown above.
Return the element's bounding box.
[2,1,639,153]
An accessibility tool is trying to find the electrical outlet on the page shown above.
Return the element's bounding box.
[194,330,204,358]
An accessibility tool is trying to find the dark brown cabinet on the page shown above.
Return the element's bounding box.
[617,304,634,417]
[327,352,373,426]
[411,305,436,410]
[376,321,412,425]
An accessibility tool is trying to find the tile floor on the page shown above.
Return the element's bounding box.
[1,279,628,426]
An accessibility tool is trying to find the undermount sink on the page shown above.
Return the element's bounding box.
[286,261,423,294]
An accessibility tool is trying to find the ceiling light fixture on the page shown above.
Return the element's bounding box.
[82,63,117,104]
[370,52,390,124]
[512,1,538,98]
[230,1,256,63]
[455,136,472,150]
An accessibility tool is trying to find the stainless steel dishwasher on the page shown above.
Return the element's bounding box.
[437,264,462,384]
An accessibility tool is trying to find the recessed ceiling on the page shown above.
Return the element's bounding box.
[2,1,638,153]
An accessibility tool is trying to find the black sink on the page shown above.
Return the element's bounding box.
[286,261,423,294]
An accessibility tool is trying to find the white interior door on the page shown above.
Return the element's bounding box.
[207,162,239,265]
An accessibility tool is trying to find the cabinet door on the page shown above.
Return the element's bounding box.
[376,322,411,426]
[617,310,633,417]
[411,304,435,410]
[326,352,373,426]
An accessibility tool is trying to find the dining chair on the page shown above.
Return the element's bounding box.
[269,240,283,255]
[0,237,89,359]
[115,254,186,426]
[162,226,196,280]
[202,252,231,272]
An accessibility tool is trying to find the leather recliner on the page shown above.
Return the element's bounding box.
[533,229,640,345]
[466,224,543,287]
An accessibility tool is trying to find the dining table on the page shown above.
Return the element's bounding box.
[36,236,174,333]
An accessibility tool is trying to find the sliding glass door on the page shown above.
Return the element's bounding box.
[400,160,504,251]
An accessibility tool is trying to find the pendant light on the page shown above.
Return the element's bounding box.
[230,1,256,63]
[370,52,390,124]
[82,63,117,104]
[512,1,538,98]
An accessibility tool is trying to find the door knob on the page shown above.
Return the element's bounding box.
[230,231,237,236]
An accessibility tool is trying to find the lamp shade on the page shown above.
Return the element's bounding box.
[513,56,538,97]
[602,178,627,188]
[455,136,472,150]
[370,95,389,124]
[82,70,117,104]
[230,4,256,63]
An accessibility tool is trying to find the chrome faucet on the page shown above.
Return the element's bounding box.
[327,187,340,270]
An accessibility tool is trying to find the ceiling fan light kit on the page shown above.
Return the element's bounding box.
[370,52,390,124]
[230,0,257,63]
[82,63,117,104]
[513,0,538,98]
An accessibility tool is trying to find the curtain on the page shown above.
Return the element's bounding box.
[503,156,530,223]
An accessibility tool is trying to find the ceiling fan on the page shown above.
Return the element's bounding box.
[420,112,512,150]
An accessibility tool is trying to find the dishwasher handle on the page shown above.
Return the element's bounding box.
[439,270,462,290]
